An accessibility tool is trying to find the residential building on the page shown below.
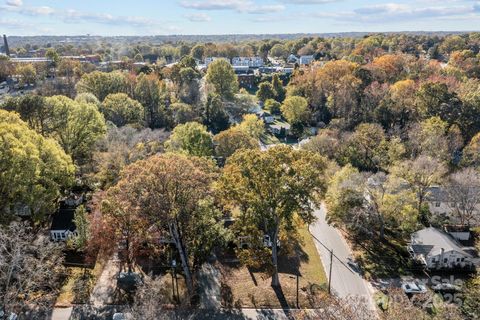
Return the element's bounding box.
[408,227,478,270]
[50,194,84,241]
[287,54,298,64]
[256,110,275,124]
[299,55,314,65]
[427,186,480,226]
[232,56,264,68]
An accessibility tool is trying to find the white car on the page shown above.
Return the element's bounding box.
[401,280,427,294]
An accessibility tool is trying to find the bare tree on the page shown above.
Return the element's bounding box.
[446,167,480,226]
[0,222,65,318]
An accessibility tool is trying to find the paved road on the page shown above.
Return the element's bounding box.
[309,204,376,309]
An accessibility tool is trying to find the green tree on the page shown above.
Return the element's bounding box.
[16,63,36,86]
[281,96,310,124]
[191,44,205,61]
[76,71,128,101]
[165,122,213,157]
[213,128,259,159]
[256,82,276,103]
[0,110,74,222]
[203,93,230,133]
[73,205,90,250]
[272,74,286,103]
[46,48,60,68]
[264,99,281,115]
[217,145,327,286]
[134,73,168,129]
[101,93,144,127]
[206,59,238,100]
[43,96,107,163]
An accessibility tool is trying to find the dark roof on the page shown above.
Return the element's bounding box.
[411,244,434,256]
[50,203,76,231]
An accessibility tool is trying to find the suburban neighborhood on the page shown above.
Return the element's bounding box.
[1,1,480,320]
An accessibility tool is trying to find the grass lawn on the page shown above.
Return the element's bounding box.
[55,257,107,306]
[218,225,327,309]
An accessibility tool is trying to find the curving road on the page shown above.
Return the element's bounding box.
[309,204,376,310]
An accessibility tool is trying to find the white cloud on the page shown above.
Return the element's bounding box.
[180,0,285,14]
[5,0,22,7]
[185,12,211,21]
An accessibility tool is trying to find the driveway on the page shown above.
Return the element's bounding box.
[309,204,376,310]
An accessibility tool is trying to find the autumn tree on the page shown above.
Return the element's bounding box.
[101,93,144,127]
[213,128,259,159]
[217,145,327,286]
[165,121,213,157]
[236,114,265,139]
[0,110,74,223]
[105,153,224,295]
[206,59,238,100]
[16,63,37,86]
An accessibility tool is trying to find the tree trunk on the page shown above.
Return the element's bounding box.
[170,222,194,295]
[271,227,280,287]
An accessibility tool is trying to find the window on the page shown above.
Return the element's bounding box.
[435,202,441,207]
[461,258,465,262]
[456,258,460,262]
[444,258,448,263]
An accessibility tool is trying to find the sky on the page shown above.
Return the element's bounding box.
[1,0,480,36]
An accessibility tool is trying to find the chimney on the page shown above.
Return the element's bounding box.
[3,35,10,56]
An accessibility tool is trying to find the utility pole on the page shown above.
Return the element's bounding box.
[296,272,299,308]
[328,249,333,294]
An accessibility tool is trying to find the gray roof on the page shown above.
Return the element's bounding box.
[411,227,473,258]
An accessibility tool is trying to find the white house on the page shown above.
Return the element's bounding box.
[408,227,478,270]
[256,110,275,124]
[299,55,314,65]
[232,56,264,68]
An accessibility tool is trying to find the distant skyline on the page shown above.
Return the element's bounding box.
[1,0,480,36]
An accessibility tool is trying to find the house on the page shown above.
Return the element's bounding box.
[287,54,299,64]
[427,186,480,226]
[50,201,77,241]
[268,121,291,136]
[50,194,84,241]
[299,55,314,65]
[408,227,478,270]
[232,56,264,68]
[256,110,275,124]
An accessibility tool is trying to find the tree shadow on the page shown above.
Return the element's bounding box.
[271,284,290,310]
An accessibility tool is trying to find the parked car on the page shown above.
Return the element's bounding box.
[401,280,427,294]
[347,256,362,274]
